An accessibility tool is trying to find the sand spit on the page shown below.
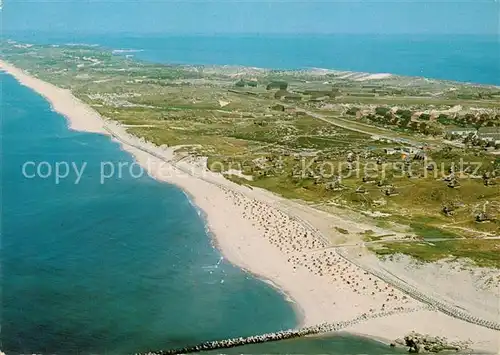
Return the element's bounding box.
[1,60,498,353]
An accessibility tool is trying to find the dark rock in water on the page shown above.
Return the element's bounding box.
[390,342,396,347]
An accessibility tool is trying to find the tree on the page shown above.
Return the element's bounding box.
[464,113,476,124]
[419,122,429,135]
[437,114,451,125]
[397,109,413,120]
[399,117,411,128]
[346,107,360,116]
[428,125,444,136]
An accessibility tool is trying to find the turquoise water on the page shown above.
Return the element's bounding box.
[0,73,405,354]
[3,33,499,85]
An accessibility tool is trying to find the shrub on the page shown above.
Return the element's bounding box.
[346,107,360,116]
[397,109,413,120]
[335,227,349,235]
[375,107,390,116]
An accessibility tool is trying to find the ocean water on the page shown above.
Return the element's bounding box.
[0,73,406,354]
[3,32,499,85]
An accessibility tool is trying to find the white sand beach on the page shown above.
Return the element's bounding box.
[1,60,499,353]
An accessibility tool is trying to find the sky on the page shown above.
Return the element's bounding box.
[2,0,499,35]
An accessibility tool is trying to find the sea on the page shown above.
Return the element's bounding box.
[2,33,495,354]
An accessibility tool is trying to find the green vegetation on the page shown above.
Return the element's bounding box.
[266,81,288,90]
[372,239,500,268]
[409,223,460,239]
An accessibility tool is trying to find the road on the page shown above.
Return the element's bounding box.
[296,108,426,148]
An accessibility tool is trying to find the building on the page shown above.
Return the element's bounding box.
[413,150,426,160]
[401,147,420,155]
[384,147,401,155]
[271,104,285,112]
[445,127,477,137]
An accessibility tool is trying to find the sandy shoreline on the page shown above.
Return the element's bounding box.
[2,60,499,353]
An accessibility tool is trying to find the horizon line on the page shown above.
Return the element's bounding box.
[1,30,498,36]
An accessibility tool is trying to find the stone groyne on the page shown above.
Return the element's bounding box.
[136,307,425,355]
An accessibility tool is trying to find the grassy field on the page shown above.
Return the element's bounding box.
[371,239,500,268]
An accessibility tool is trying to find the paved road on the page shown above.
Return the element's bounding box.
[297,108,426,148]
